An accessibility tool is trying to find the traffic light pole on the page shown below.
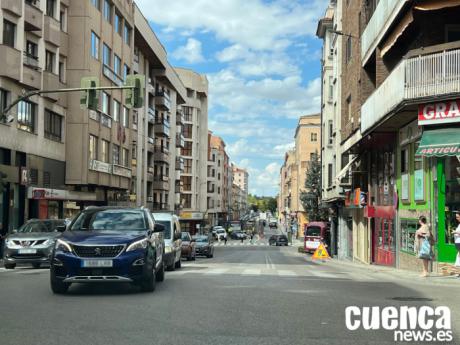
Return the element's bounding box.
[0,85,135,121]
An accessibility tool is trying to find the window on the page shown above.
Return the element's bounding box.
[91,0,100,10]
[101,92,110,114]
[17,101,36,133]
[112,144,120,165]
[0,89,9,113]
[346,36,352,63]
[183,124,192,139]
[89,135,98,160]
[112,99,120,121]
[122,106,129,127]
[401,146,409,174]
[311,132,318,142]
[122,148,128,167]
[182,141,192,157]
[184,159,192,174]
[44,110,62,141]
[347,96,352,120]
[103,0,112,23]
[181,176,192,191]
[182,194,192,208]
[218,173,221,181]
[328,120,334,145]
[60,9,67,31]
[414,142,425,201]
[114,54,121,76]
[3,20,15,48]
[45,50,55,73]
[103,43,111,66]
[101,140,109,163]
[328,164,333,187]
[123,64,130,80]
[59,60,65,83]
[183,106,192,121]
[114,11,122,35]
[91,32,100,60]
[328,76,334,101]
[46,0,56,17]
[123,23,131,45]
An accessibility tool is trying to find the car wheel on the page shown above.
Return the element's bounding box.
[4,263,16,269]
[50,273,70,294]
[32,263,41,269]
[174,259,181,269]
[140,265,156,292]
[156,261,165,282]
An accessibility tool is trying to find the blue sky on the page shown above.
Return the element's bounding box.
[136,0,327,196]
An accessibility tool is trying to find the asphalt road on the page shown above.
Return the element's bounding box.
[0,227,459,345]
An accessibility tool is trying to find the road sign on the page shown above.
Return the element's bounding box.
[311,243,330,260]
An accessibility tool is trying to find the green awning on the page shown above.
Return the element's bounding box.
[416,128,460,157]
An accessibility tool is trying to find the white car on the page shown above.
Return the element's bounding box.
[152,212,182,271]
[215,228,227,240]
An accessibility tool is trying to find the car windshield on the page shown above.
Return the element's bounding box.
[156,220,171,239]
[306,226,322,237]
[195,236,208,243]
[18,220,64,233]
[70,209,147,231]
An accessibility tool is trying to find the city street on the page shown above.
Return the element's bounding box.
[1,226,459,345]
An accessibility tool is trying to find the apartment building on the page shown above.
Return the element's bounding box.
[174,67,208,233]
[278,114,320,237]
[232,164,248,216]
[207,134,230,226]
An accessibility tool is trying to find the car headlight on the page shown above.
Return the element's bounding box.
[55,239,72,253]
[164,245,172,254]
[126,238,148,252]
[43,239,56,247]
[5,239,15,248]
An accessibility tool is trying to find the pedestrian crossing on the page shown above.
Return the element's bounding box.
[213,241,272,247]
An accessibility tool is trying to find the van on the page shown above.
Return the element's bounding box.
[304,222,330,253]
[152,212,182,270]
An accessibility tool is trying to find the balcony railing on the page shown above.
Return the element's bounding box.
[361,45,460,134]
[152,202,168,211]
[23,52,40,69]
[103,64,123,86]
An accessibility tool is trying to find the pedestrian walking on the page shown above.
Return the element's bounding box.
[453,211,460,277]
[224,233,227,245]
[250,232,254,244]
[415,216,434,277]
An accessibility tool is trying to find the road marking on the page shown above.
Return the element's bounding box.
[277,270,297,277]
[306,270,339,278]
[205,268,228,275]
[242,269,261,276]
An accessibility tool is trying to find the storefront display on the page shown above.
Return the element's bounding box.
[400,219,418,254]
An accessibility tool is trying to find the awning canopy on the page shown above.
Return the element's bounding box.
[416,128,460,157]
[335,155,359,182]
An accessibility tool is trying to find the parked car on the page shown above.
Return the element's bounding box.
[214,228,227,241]
[49,207,165,294]
[3,219,67,269]
[194,235,214,258]
[230,231,247,240]
[181,232,196,261]
[268,220,278,228]
[269,234,288,246]
[211,226,225,238]
[152,212,182,271]
[304,222,330,253]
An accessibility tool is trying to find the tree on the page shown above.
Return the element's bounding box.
[300,152,328,221]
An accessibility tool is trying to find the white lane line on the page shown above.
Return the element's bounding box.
[205,268,228,275]
[307,270,338,278]
[242,269,261,276]
[277,270,297,277]
[18,269,49,275]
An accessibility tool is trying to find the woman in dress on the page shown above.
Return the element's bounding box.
[415,216,434,277]
[453,211,460,277]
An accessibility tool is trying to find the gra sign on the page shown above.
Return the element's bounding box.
[418,100,460,125]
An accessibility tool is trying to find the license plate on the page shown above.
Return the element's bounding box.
[82,260,113,268]
[18,249,37,254]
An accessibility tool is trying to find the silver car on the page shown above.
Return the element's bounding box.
[3,219,66,269]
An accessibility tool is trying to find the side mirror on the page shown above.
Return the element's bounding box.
[56,225,66,233]
[154,223,165,233]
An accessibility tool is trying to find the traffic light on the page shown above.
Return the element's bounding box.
[0,172,7,194]
[125,75,145,109]
[80,77,100,111]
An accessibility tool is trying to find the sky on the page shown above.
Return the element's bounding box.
[136,0,328,197]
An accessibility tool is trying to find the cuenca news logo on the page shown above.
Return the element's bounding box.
[345,306,453,342]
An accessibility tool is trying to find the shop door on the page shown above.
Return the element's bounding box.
[373,215,396,266]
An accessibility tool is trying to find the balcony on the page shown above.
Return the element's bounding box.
[154,119,170,137]
[175,170,181,180]
[153,146,169,163]
[22,64,42,90]
[103,65,123,86]
[152,202,168,211]
[2,0,23,17]
[176,109,184,124]
[153,176,169,191]
[44,15,60,46]
[361,44,460,134]
[361,0,407,65]
[175,157,184,171]
[148,80,155,95]
[155,90,171,111]
[148,108,155,124]
[0,45,20,80]
[25,0,43,33]
[176,133,185,148]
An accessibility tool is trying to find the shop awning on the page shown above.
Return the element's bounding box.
[416,128,460,157]
[335,155,359,182]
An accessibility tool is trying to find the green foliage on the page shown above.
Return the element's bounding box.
[299,151,328,221]
[248,194,277,213]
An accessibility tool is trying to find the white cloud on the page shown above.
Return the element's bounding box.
[172,38,205,63]
[247,162,282,196]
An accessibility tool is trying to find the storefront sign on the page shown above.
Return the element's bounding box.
[20,167,28,185]
[89,160,111,174]
[28,188,97,201]
[180,212,203,220]
[414,169,425,201]
[418,100,460,125]
[112,165,132,178]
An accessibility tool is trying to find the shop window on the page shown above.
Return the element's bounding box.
[400,146,410,201]
[400,219,418,255]
[444,156,460,244]
[413,142,425,202]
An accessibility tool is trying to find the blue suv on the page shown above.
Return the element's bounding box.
[50,207,165,294]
